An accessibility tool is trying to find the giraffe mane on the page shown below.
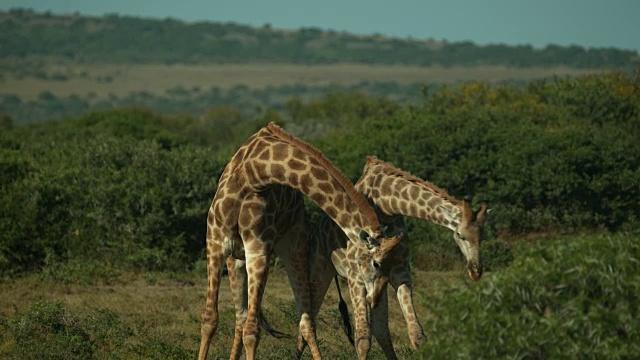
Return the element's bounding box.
[266,123,381,229]
[365,156,462,207]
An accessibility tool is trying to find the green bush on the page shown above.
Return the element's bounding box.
[0,301,194,359]
[314,72,640,235]
[6,301,93,359]
[405,219,463,271]
[0,109,226,275]
[481,239,514,271]
[421,233,640,359]
[39,258,121,285]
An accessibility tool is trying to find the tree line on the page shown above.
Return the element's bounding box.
[1,8,638,68]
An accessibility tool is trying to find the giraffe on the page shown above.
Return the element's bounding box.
[295,156,490,359]
[198,123,405,360]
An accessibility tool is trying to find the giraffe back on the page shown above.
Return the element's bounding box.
[213,123,390,247]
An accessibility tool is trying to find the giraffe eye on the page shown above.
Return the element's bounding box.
[457,232,465,241]
[372,260,380,270]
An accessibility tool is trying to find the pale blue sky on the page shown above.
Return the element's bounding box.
[1,0,639,52]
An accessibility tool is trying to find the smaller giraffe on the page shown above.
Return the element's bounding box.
[297,156,490,359]
[198,124,404,360]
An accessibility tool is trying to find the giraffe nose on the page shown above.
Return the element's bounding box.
[366,293,381,308]
[467,262,483,281]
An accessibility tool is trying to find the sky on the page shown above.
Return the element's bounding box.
[1,0,639,53]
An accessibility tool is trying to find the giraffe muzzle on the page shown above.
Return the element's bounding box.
[467,262,483,281]
[366,295,378,308]
[366,291,383,308]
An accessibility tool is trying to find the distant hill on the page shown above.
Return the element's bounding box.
[1,8,639,68]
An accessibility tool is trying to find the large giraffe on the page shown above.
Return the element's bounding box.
[198,123,405,360]
[296,156,490,359]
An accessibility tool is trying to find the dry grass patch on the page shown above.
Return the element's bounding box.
[0,264,464,359]
[0,63,602,100]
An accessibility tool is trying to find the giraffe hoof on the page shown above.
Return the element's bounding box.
[355,337,371,357]
[412,333,427,350]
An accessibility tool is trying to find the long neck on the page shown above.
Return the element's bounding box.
[234,124,380,239]
[356,164,462,232]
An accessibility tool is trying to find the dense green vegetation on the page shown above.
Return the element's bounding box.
[1,8,638,68]
[422,233,640,359]
[1,71,638,278]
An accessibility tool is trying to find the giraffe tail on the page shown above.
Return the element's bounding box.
[335,275,355,347]
[259,312,291,339]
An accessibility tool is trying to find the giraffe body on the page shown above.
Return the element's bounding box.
[198,124,404,360]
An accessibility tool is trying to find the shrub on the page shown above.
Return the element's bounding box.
[421,233,640,359]
[0,301,194,359]
[0,111,226,275]
[314,72,640,235]
[6,301,93,359]
[480,239,513,271]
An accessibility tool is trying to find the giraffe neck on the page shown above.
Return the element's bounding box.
[231,123,381,240]
[356,158,462,232]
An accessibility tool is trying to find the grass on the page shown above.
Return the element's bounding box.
[0,264,464,359]
[0,62,602,100]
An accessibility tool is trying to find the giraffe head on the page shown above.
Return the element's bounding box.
[440,197,490,281]
[354,226,407,308]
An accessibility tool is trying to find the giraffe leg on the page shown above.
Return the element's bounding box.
[395,283,426,350]
[227,257,247,360]
[349,277,371,360]
[295,241,338,359]
[242,251,271,360]
[239,195,273,360]
[370,287,398,360]
[198,232,225,360]
[274,221,322,360]
[389,266,426,350]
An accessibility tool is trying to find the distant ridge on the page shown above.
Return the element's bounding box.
[1,8,638,68]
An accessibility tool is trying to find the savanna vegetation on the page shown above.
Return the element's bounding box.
[1,70,639,358]
[1,8,639,358]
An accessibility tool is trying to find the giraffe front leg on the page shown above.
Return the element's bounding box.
[227,257,248,360]
[349,277,371,360]
[243,250,271,360]
[371,287,398,360]
[395,283,426,350]
[198,232,226,360]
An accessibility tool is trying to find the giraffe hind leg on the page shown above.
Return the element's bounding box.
[274,220,322,360]
[227,257,247,360]
[335,275,355,346]
[371,290,398,360]
[228,255,291,360]
[296,276,354,358]
[349,278,372,360]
